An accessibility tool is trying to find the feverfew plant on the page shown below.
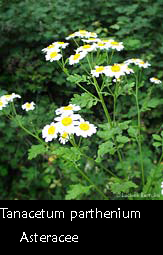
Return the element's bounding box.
[1,29,163,200]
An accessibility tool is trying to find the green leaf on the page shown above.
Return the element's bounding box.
[110,180,138,194]
[152,142,162,147]
[67,74,88,83]
[65,184,93,200]
[54,147,81,162]
[152,134,162,141]
[96,141,115,163]
[28,144,47,160]
[116,135,129,143]
[128,127,138,138]
[70,93,98,109]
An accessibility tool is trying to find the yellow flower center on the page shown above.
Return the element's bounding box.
[0,101,3,106]
[79,123,90,131]
[58,42,64,44]
[153,77,158,80]
[61,117,73,126]
[111,41,119,46]
[88,38,96,40]
[26,103,31,108]
[83,45,91,49]
[69,33,75,37]
[50,52,58,58]
[73,54,80,60]
[48,44,55,49]
[5,94,12,98]
[90,32,96,36]
[140,61,145,64]
[96,66,105,72]
[98,43,105,46]
[63,105,73,110]
[111,65,121,72]
[48,126,56,135]
[102,40,109,43]
[61,132,69,139]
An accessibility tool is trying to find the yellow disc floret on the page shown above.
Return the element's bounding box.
[111,65,121,72]
[48,126,56,135]
[61,132,69,139]
[26,103,31,109]
[96,66,105,72]
[111,41,119,46]
[50,52,58,58]
[61,117,73,126]
[73,54,80,60]
[83,45,91,49]
[79,123,90,131]
[63,106,73,110]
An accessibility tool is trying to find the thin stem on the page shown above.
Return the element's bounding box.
[135,74,145,186]
[109,49,115,64]
[12,102,45,146]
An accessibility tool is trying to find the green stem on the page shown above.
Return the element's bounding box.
[11,102,45,146]
[135,75,145,186]
[74,162,109,200]
[109,49,115,64]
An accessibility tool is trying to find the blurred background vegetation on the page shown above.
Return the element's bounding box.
[0,0,163,200]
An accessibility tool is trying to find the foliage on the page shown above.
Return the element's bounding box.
[0,0,163,200]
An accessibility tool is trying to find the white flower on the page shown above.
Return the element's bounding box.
[42,122,59,142]
[55,104,81,116]
[45,50,62,62]
[136,60,151,68]
[58,131,70,144]
[82,38,101,43]
[54,114,81,133]
[0,97,8,110]
[75,30,90,38]
[69,51,87,65]
[124,58,142,65]
[75,118,97,138]
[42,44,57,53]
[52,41,69,49]
[87,32,98,38]
[95,42,108,50]
[1,93,21,102]
[66,33,77,40]
[150,77,162,84]
[124,58,151,68]
[76,44,97,53]
[104,64,126,78]
[91,66,106,77]
[22,102,35,111]
[108,40,124,51]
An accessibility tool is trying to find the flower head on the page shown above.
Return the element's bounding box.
[76,44,96,53]
[136,60,151,68]
[58,131,70,144]
[53,41,69,49]
[22,102,35,111]
[104,64,126,78]
[54,114,81,133]
[0,97,8,110]
[82,38,100,43]
[150,77,162,84]
[124,58,151,68]
[45,50,62,62]
[1,93,21,102]
[91,66,106,77]
[108,40,124,51]
[69,51,87,65]
[42,122,59,142]
[55,104,80,116]
[75,118,97,138]
[75,30,90,38]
